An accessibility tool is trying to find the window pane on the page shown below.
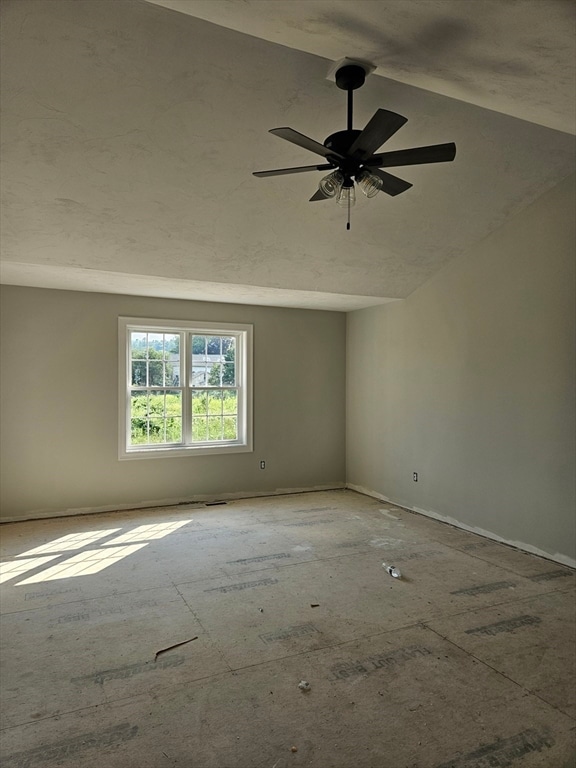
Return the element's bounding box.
[222,337,235,361]
[148,333,164,353]
[167,361,180,386]
[192,335,207,358]
[207,336,221,356]
[148,392,165,416]
[147,360,163,386]
[131,421,147,444]
[223,416,237,440]
[192,365,207,386]
[165,391,182,443]
[165,417,182,443]
[165,390,182,415]
[222,363,235,386]
[207,415,223,441]
[166,334,179,355]
[207,391,223,415]
[207,363,221,386]
[192,390,208,415]
[166,335,180,385]
[222,391,237,415]
[130,390,148,415]
[131,332,147,352]
[132,360,146,386]
[192,417,208,442]
[130,391,148,444]
[148,418,166,443]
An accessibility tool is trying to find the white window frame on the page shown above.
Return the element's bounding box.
[118,317,253,460]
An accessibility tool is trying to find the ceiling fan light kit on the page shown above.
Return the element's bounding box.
[337,179,356,209]
[253,60,457,229]
[356,169,383,198]
[318,169,344,198]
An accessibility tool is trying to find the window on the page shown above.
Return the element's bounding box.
[118,318,253,459]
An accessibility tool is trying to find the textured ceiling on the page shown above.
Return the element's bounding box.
[1,0,574,311]
[148,0,576,135]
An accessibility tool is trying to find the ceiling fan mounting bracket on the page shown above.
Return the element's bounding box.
[335,64,366,92]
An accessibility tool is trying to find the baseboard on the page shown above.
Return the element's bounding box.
[346,483,576,570]
[0,484,346,524]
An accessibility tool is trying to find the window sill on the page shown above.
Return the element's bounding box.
[119,443,253,460]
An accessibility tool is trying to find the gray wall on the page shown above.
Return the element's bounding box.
[0,288,346,520]
[347,173,576,565]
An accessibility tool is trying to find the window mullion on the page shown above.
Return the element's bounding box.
[182,331,191,445]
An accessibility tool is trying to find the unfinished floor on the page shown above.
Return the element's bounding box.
[0,489,574,768]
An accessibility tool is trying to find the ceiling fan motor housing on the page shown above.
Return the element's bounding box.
[324,129,362,156]
[323,130,365,178]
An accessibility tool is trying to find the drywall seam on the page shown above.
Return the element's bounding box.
[0,484,346,524]
[346,483,576,569]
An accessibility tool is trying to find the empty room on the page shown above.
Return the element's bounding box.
[0,1,574,767]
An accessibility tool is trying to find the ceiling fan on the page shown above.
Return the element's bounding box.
[253,62,456,229]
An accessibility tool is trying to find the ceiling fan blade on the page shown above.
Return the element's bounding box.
[367,142,457,168]
[309,188,331,202]
[348,109,408,160]
[269,127,345,160]
[253,163,332,178]
[371,169,413,196]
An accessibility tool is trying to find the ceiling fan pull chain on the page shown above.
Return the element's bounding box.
[347,197,351,231]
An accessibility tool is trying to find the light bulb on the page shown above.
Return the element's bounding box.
[319,170,344,197]
[356,169,382,198]
[336,182,356,207]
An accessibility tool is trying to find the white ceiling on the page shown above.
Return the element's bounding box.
[1,0,574,311]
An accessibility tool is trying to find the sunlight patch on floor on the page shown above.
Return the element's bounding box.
[15,545,148,584]
[0,556,60,584]
[18,529,122,557]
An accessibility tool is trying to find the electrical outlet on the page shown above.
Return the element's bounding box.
[413,472,418,482]
[260,460,266,470]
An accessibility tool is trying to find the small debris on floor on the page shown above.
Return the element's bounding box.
[291,746,298,753]
[258,607,264,612]
[298,680,311,692]
[382,562,402,579]
[154,636,198,661]
[310,603,320,608]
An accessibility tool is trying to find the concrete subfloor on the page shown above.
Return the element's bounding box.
[0,489,575,768]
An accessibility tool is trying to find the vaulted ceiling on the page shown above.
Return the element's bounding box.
[1,0,574,310]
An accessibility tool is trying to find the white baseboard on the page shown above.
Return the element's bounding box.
[0,483,346,524]
[346,483,576,570]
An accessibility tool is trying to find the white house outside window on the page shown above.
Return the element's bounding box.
[118,318,253,459]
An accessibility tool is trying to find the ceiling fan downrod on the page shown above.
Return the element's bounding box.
[336,64,367,229]
[334,63,366,132]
